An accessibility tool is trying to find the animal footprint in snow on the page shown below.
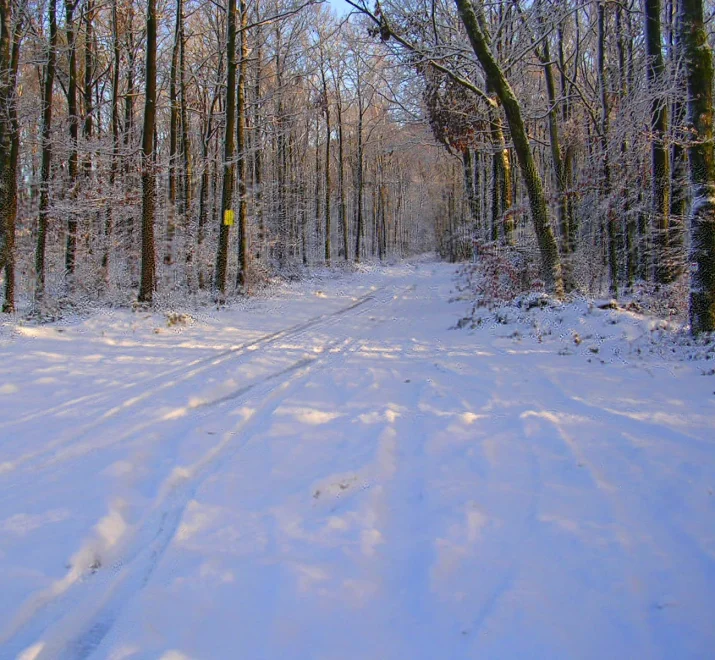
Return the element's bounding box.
[311,475,361,504]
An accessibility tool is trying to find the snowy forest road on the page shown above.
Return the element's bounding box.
[1,263,714,659]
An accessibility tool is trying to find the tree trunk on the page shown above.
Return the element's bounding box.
[0,4,20,312]
[102,0,121,284]
[557,20,577,261]
[598,0,618,296]
[462,148,478,231]
[355,105,364,263]
[82,0,93,174]
[138,0,157,303]
[35,0,58,301]
[123,8,135,183]
[253,10,264,262]
[198,88,217,289]
[454,0,563,295]
[179,0,192,271]
[215,0,237,295]
[320,47,331,265]
[645,0,672,283]
[679,0,715,332]
[668,0,686,279]
[236,0,249,289]
[65,0,79,280]
[313,113,321,265]
[337,96,348,260]
[537,10,571,286]
[0,0,10,283]
[165,0,181,265]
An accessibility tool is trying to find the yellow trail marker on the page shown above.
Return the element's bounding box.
[223,209,235,226]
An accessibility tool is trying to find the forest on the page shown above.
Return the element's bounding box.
[0,0,714,332]
[2,2,715,655]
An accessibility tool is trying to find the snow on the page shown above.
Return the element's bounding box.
[1,262,714,659]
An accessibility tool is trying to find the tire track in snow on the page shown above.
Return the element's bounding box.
[2,283,409,658]
[0,286,387,476]
[1,288,381,437]
[1,287,384,433]
[1,331,368,660]
[527,372,715,626]
[459,418,543,642]
[534,371,713,557]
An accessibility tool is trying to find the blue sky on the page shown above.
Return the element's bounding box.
[327,0,351,16]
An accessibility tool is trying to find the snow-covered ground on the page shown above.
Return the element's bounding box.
[0,262,713,660]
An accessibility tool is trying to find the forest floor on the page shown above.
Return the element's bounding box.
[0,261,714,659]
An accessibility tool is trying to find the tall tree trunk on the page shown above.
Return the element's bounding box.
[616,2,636,287]
[645,0,672,283]
[598,0,618,296]
[82,0,93,174]
[123,7,135,183]
[236,0,249,288]
[215,0,237,295]
[313,113,321,264]
[473,151,482,237]
[102,0,121,284]
[668,0,686,279]
[537,7,571,287]
[138,0,157,303]
[0,0,10,282]
[253,10,264,262]
[0,4,20,312]
[337,95,348,260]
[35,0,58,301]
[166,0,181,264]
[679,0,715,332]
[557,19,577,261]
[198,88,217,288]
[65,0,79,279]
[354,97,364,263]
[489,116,502,242]
[454,0,563,295]
[462,148,478,231]
[273,26,287,267]
[320,47,331,265]
[179,0,192,271]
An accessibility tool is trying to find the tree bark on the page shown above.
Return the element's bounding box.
[598,1,618,296]
[462,148,478,230]
[82,0,94,174]
[454,0,563,295]
[179,0,192,261]
[102,0,121,284]
[65,0,79,279]
[0,4,20,311]
[679,0,715,332]
[35,0,58,301]
[645,0,672,283]
[320,44,331,265]
[215,0,237,295]
[336,93,348,260]
[537,7,571,286]
[165,0,181,265]
[236,0,249,289]
[138,0,157,303]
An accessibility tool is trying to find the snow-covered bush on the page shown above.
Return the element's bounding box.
[455,240,542,310]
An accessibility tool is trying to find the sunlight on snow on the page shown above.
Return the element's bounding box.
[0,509,71,536]
[17,642,44,660]
[278,406,343,425]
